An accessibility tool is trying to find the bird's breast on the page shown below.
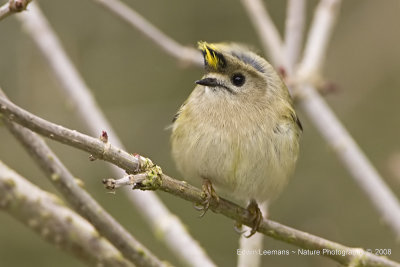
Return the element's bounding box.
[171,96,299,202]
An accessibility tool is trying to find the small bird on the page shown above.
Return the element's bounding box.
[171,42,302,236]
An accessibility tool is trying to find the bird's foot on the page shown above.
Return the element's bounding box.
[194,178,220,217]
[236,199,262,238]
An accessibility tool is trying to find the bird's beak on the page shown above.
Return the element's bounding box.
[195,78,218,87]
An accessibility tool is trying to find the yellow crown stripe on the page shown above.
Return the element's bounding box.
[198,41,220,69]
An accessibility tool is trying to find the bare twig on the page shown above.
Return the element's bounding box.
[293,0,400,237]
[0,161,134,267]
[0,94,141,173]
[283,0,306,75]
[240,0,400,238]
[1,96,399,267]
[240,0,283,66]
[296,0,340,82]
[297,84,400,237]
[0,92,164,267]
[17,4,215,267]
[107,174,400,267]
[0,0,31,20]
[90,0,202,66]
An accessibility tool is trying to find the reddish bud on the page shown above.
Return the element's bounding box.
[100,130,108,143]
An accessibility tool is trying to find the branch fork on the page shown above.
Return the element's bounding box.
[103,165,163,191]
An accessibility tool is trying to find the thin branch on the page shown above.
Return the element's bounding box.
[0,161,134,267]
[283,0,306,76]
[0,0,32,21]
[240,0,400,238]
[293,0,400,237]
[90,0,202,66]
[110,175,400,267]
[17,4,215,267]
[0,92,164,267]
[296,0,340,82]
[240,0,283,66]
[297,84,400,237]
[0,94,141,173]
[1,96,399,267]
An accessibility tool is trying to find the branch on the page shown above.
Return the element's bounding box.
[297,84,400,237]
[293,0,400,237]
[90,0,202,66]
[0,161,134,267]
[109,175,400,267]
[0,92,164,267]
[0,0,31,21]
[17,4,215,267]
[1,95,399,267]
[296,0,340,82]
[240,0,283,66]
[240,0,400,238]
[283,0,306,76]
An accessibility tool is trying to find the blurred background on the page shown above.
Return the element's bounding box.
[0,0,400,266]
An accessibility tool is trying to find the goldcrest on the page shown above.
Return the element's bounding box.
[171,42,302,234]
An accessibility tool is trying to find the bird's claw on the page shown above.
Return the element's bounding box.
[195,178,219,217]
[234,199,263,238]
[245,200,262,237]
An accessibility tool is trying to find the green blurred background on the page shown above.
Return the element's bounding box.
[1,0,400,266]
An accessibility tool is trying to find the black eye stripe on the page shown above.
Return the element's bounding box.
[231,73,245,87]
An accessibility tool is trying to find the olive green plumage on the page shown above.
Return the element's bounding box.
[171,42,301,205]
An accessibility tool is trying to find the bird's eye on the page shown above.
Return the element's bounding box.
[231,73,245,87]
